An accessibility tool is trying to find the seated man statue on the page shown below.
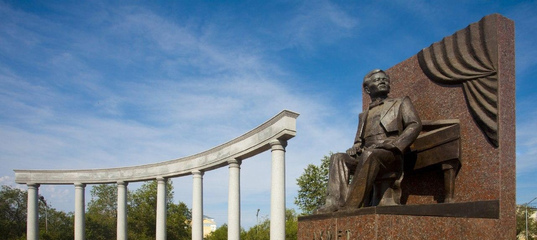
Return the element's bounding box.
[315,69,422,213]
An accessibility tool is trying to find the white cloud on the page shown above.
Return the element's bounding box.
[279,0,359,50]
[0,175,14,186]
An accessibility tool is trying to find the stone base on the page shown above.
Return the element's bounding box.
[297,201,504,239]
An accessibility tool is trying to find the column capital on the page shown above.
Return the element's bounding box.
[192,170,204,176]
[228,158,242,166]
[27,183,40,188]
[270,139,287,150]
[74,182,86,188]
[156,177,167,182]
[117,181,128,186]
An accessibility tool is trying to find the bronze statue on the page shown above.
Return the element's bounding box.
[315,69,422,213]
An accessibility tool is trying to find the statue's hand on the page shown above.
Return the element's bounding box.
[346,148,355,156]
[346,146,362,157]
[377,142,401,154]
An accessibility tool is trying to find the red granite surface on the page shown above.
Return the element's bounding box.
[298,14,515,239]
[299,214,498,239]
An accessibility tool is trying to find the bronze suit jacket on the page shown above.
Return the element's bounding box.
[354,96,422,153]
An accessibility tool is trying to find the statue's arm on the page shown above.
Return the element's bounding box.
[391,96,422,153]
[348,113,365,157]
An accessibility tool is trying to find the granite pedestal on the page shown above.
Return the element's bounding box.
[298,14,515,240]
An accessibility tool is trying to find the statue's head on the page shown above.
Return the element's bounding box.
[363,69,390,98]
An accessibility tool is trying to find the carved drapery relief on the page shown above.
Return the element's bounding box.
[418,14,500,147]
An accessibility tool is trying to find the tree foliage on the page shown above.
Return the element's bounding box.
[212,208,297,240]
[0,185,74,240]
[0,185,27,239]
[85,181,191,240]
[204,223,230,240]
[285,209,298,239]
[166,201,191,239]
[517,204,537,240]
[39,206,74,240]
[295,153,331,214]
[86,184,117,240]
[242,217,270,240]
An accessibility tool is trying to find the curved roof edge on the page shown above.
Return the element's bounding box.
[14,110,299,185]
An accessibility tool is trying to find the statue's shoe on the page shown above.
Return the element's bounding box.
[313,204,338,214]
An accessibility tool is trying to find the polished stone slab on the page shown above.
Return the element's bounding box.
[299,200,499,221]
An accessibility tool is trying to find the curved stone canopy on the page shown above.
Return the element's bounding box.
[14,110,299,184]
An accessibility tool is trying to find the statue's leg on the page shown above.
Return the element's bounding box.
[376,155,404,206]
[442,160,460,203]
[344,149,395,209]
[376,171,403,206]
[315,153,355,213]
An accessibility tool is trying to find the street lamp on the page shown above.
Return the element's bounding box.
[39,196,48,233]
[256,209,260,239]
[526,196,537,240]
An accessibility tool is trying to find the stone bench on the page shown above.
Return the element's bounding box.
[373,119,461,206]
[407,119,461,202]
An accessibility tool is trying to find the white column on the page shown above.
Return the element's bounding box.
[269,139,287,240]
[192,170,204,240]
[228,159,241,240]
[74,183,86,240]
[27,183,40,240]
[156,177,167,240]
[117,181,128,240]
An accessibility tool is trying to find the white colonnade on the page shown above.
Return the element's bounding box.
[270,139,287,239]
[117,181,128,240]
[15,110,298,240]
[228,159,241,239]
[192,170,204,240]
[156,177,168,240]
[74,183,86,240]
[27,183,39,240]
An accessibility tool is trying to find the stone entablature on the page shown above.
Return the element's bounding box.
[14,110,298,184]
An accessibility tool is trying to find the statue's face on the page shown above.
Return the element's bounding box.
[364,72,390,97]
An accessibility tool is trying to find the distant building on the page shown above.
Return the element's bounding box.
[187,215,217,238]
[203,215,217,238]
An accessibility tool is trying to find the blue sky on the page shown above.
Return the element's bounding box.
[1,0,536,229]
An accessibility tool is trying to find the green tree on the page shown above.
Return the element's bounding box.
[128,181,162,239]
[285,209,298,240]
[205,223,229,240]
[240,209,297,240]
[127,180,191,240]
[86,184,117,240]
[242,217,269,240]
[295,153,331,214]
[86,181,191,240]
[39,205,74,240]
[517,204,537,239]
[0,185,74,240]
[166,201,191,239]
[0,185,27,239]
